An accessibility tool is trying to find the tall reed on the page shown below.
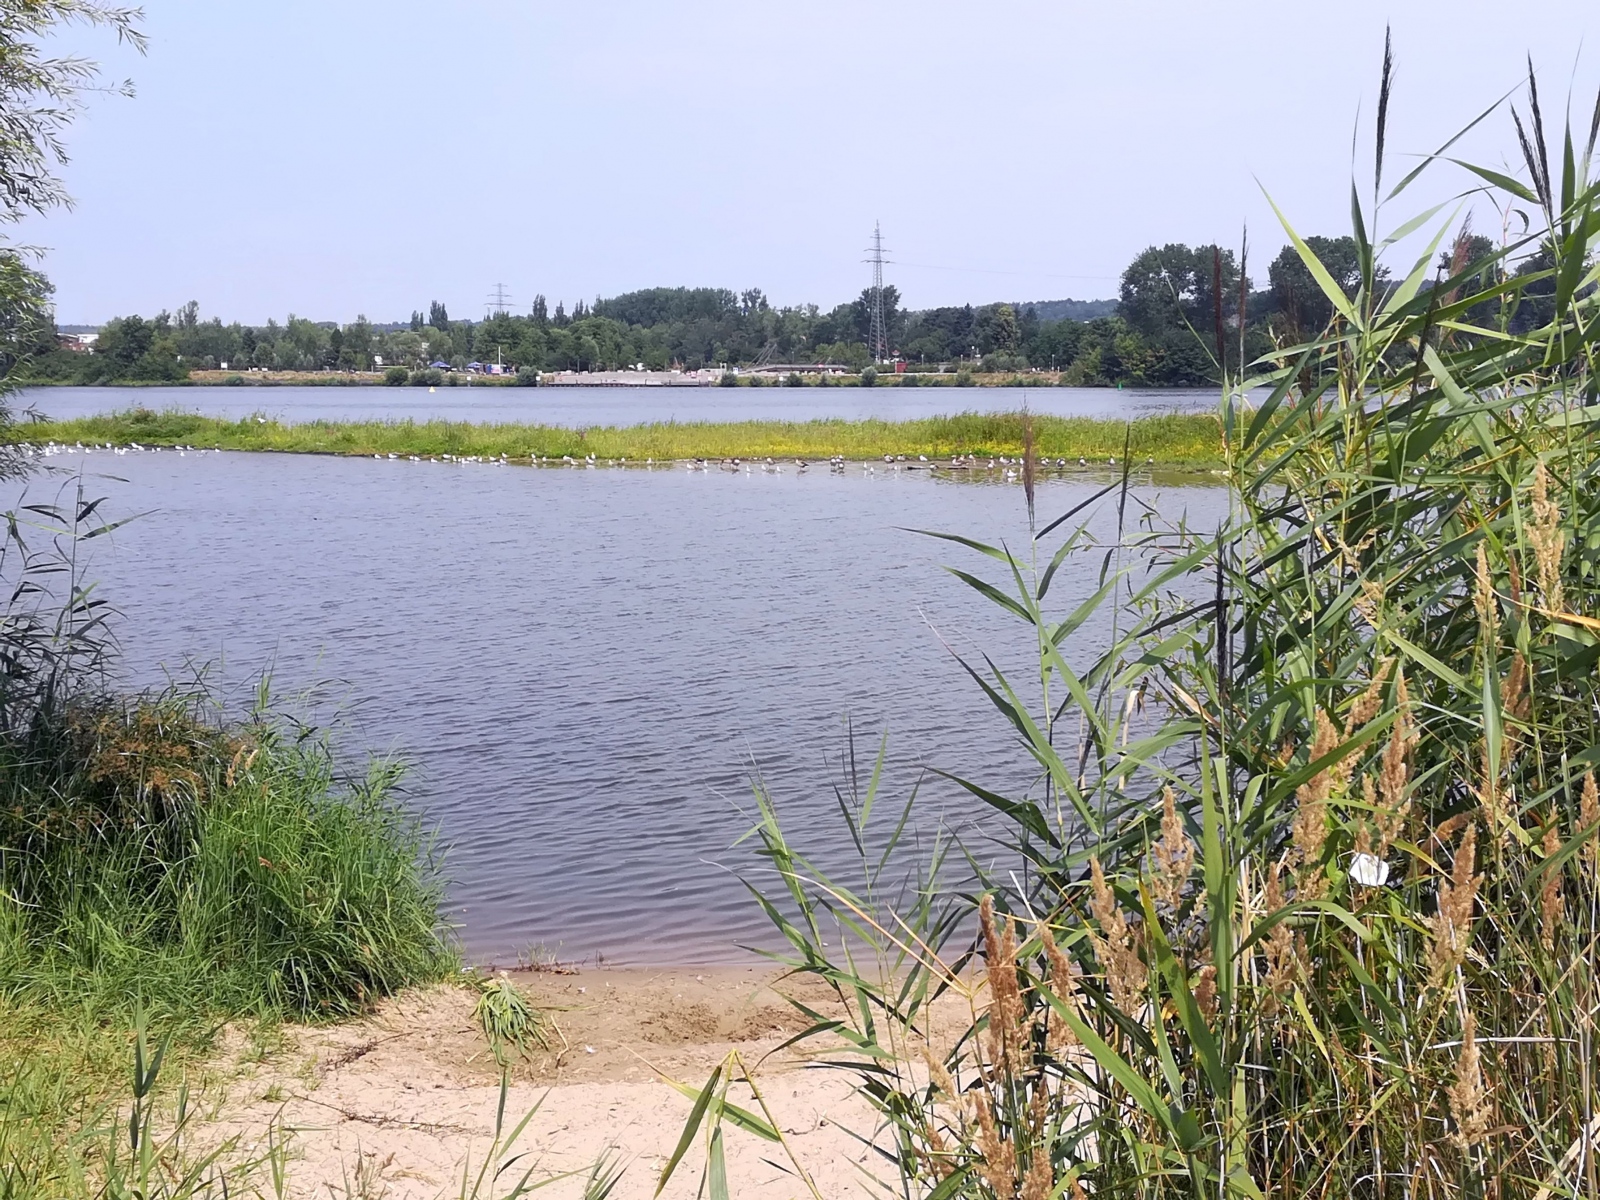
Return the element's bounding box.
[704,54,1600,1200]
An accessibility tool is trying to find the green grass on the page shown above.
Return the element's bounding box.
[11,408,1225,465]
[0,697,457,1020]
[0,694,458,1196]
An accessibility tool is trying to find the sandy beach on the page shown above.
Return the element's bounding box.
[199,966,888,1199]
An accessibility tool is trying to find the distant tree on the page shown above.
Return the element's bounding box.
[532,294,548,326]
[428,300,449,329]
[1264,235,1378,340]
[177,300,199,331]
[410,310,423,332]
[553,301,567,327]
[94,316,154,374]
[1507,246,1558,335]
[990,303,1021,352]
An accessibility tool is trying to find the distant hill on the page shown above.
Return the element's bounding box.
[1014,298,1118,322]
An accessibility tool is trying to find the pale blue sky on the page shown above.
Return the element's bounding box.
[23,0,1599,324]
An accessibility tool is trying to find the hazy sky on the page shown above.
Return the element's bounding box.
[22,0,1599,324]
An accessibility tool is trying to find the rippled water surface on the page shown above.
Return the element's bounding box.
[21,383,1218,427]
[28,448,1226,963]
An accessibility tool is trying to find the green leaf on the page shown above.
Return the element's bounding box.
[656,1064,720,1195]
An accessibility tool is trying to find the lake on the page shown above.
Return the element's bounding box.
[18,383,1220,428]
[17,393,1227,964]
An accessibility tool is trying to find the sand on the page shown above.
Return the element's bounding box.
[198,966,889,1199]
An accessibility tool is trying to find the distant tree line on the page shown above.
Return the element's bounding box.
[12,232,1561,386]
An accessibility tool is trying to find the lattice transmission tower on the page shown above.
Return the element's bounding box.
[486,283,513,317]
[863,221,892,363]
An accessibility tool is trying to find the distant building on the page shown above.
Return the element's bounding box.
[59,332,97,353]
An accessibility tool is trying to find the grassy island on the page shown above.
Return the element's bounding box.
[11,408,1224,465]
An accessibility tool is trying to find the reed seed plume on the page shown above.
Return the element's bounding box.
[1540,813,1564,951]
[1261,865,1298,1012]
[1583,772,1600,879]
[1039,921,1082,1052]
[1514,106,1551,211]
[1526,55,1552,211]
[1193,963,1218,1019]
[979,894,1025,1075]
[1448,1010,1491,1149]
[1429,821,1480,985]
[1475,540,1499,652]
[1374,25,1394,200]
[972,1091,1017,1200]
[1149,786,1195,908]
[1019,1088,1053,1200]
[1348,657,1393,729]
[1529,461,1565,612]
[1088,858,1144,1011]
[1292,710,1341,898]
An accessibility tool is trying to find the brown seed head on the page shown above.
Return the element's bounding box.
[1150,786,1196,908]
[1581,772,1600,880]
[1475,540,1499,651]
[1540,813,1564,951]
[1428,822,1479,985]
[1039,922,1082,1053]
[1261,865,1298,1011]
[1348,658,1394,730]
[1448,1010,1491,1149]
[1088,858,1145,1012]
[979,894,1025,1075]
[971,1090,1017,1200]
[1528,460,1566,613]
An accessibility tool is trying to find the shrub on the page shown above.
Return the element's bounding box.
[785,372,804,387]
[515,366,539,386]
[409,367,444,387]
[382,365,408,386]
[718,371,738,387]
[859,367,877,388]
[954,369,974,387]
[898,371,919,387]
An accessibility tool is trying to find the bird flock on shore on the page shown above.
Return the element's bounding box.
[19,441,1159,479]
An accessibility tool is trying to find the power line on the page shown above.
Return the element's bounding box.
[862,221,893,363]
[486,283,513,317]
[894,260,1119,282]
